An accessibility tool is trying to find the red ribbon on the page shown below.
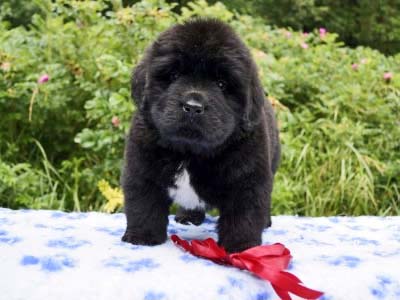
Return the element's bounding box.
[171,235,323,300]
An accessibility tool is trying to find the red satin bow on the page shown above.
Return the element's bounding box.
[171,235,323,300]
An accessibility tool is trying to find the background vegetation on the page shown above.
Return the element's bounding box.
[3,1,400,55]
[0,0,399,216]
[217,0,400,56]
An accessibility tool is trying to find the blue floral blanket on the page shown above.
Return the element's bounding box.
[0,208,399,300]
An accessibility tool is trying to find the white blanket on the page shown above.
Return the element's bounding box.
[0,208,399,299]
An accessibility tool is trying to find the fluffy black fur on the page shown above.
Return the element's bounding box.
[121,19,280,253]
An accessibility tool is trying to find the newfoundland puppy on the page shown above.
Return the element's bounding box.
[121,18,280,253]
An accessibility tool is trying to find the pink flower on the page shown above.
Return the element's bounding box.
[300,42,309,49]
[38,74,49,84]
[284,31,292,38]
[303,32,309,37]
[351,63,359,71]
[383,72,393,81]
[319,28,327,38]
[0,62,11,71]
[112,116,120,127]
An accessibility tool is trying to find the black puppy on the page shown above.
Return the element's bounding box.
[121,18,280,253]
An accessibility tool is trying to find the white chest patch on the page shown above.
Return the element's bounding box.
[168,168,205,210]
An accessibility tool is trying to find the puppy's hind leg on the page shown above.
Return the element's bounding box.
[170,168,206,226]
[175,206,205,226]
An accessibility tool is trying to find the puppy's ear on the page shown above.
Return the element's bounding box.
[131,58,148,111]
[243,68,265,131]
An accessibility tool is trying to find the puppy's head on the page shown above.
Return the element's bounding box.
[132,19,265,154]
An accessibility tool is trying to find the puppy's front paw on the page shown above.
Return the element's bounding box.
[121,230,166,246]
[264,216,272,228]
[219,238,261,253]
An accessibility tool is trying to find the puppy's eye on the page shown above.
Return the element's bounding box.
[170,72,180,81]
[216,80,227,90]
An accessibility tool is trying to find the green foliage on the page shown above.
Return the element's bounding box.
[0,0,399,215]
[0,0,42,28]
[218,0,400,55]
[218,0,327,30]
[0,0,176,211]
[3,0,400,55]
[320,0,400,55]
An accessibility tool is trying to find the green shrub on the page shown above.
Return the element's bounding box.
[0,0,399,215]
[0,0,42,28]
[218,0,400,55]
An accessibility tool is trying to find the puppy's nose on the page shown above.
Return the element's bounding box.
[182,99,204,115]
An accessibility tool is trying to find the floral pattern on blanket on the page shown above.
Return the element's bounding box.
[0,208,399,300]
